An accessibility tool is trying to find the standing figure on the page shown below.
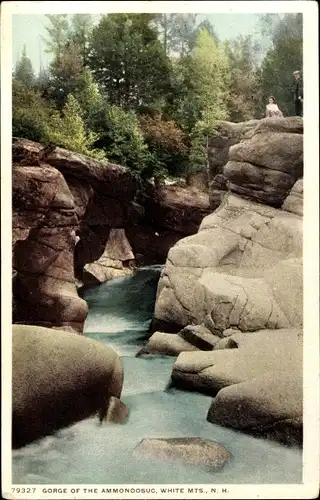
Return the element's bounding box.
[293,70,303,116]
[265,96,284,118]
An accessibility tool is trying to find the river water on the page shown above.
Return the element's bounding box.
[12,266,302,484]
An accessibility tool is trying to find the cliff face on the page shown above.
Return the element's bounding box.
[154,117,303,333]
[208,117,303,210]
[149,116,304,444]
[12,163,88,333]
[12,138,211,332]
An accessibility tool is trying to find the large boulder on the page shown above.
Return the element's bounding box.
[207,120,259,209]
[208,117,303,209]
[12,324,124,448]
[137,331,198,357]
[207,371,302,445]
[134,437,232,472]
[225,125,303,207]
[153,194,302,334]
[12,165,88,332]
[171,328,302,444]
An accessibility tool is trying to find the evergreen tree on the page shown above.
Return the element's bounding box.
[48,94,100,156]
[88,13,171,112]
[258,13,303,116]
[91,104,149,173]
[46,41,84,108]
[42,14,70,59]
[14,45,35,88]
[225,35,261,121]
[69,14,93,66]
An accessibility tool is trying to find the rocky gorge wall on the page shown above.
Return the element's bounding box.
[145,116,304,445]
[12,138,211,333]
[208,116,303,209]
[11,116,304,449]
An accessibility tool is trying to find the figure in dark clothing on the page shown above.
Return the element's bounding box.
[293,70,303,116]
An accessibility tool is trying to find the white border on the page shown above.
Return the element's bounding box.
[1,1,319,499]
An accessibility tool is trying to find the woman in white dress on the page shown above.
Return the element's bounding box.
[265,96,284,118]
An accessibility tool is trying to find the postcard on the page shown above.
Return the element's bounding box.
[1,1,319,499]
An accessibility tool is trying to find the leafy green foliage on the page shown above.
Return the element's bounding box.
[225,35,261,121]
[183,29,230,129]
[46,94,106,159]
[90,104,149,171]
[139,115,188,177]
[88,14,171,112]
[12,80,57,142]
[258,14,303,116]
[188,120,213,174]
[13,13,303,181]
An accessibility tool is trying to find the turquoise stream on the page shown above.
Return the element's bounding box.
[12,266,302,484]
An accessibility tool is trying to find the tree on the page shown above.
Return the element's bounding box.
[225,35,261,121]
[88,14,171,112]
[12,79,57,142]
[69,14,93,66]
[76,68,105,122]
[139,115,188,177]
[46,41,85,108]
[42,14,70,59]
[153,13,198,56]
[183,29,231,175]
[258,13,303,116]
[89,104,149,172]
[189,19,219,50]
[188,29,230,125]
[14,45,35,88]
[47,94,102,157]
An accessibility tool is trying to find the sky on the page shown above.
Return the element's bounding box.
[12,13,265,74]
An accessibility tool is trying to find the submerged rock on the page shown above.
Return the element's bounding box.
[99,396,129,425]
[12,324,124,448]
[134,437,232,472]
[137,331,198,357]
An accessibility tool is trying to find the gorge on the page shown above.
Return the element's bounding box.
[11,116,303,483]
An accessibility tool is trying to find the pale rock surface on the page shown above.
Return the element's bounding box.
[84,229,135,285]
[282,179,303,216]
[137,331,198,357]
[171,328,302,396]
[153,194,302,335]
[134,437,232,472]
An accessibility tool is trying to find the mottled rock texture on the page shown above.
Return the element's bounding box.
[134,437,232,472]
[12,139,210,330]
[208,117,303,209]
[12,324,124,448]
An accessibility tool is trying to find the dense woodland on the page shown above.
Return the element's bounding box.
[13,13,303,181]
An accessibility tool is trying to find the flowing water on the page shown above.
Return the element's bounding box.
[12,266,302,484]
